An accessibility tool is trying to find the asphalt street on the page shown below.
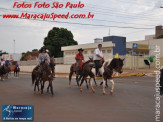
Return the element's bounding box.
[0,74,162,122]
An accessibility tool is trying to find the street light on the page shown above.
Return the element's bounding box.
[13,40,15,54]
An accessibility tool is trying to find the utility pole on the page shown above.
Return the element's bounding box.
[13,40,15,54]
[108,28,110,36]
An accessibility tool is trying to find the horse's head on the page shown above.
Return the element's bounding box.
[85,57,95,67]
[110,58,124,73]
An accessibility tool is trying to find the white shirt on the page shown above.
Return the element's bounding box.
[0,61,5,66]
[94,48,103,60]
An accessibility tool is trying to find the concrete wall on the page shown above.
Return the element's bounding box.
[18,57,64,66]
[19,56,163,73]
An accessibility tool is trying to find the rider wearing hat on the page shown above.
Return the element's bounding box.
[38,47,50,65]
[75,48,84,75]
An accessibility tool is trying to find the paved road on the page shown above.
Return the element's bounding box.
[0,74,162,122]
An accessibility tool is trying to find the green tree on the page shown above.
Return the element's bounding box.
[43,27,78,57]
[0,50,8,56]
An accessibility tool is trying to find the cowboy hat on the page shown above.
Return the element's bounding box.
[78,48,84,51]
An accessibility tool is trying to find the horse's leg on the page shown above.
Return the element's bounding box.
[38,80,41,94]
[89,78,95,93]
[102,79,107,95]
[41,81,44,94]
[47,83,50,93]
[110,79,115,95]
[34,81,37,94]
[79,77,85,92]
[93,76,98,87]
[85,79,89,89]
[69,71,73,88]
[50,81,54,96]
[105,79,108,88]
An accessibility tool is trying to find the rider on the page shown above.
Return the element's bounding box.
[94,44,104,77]
[5,60,10,67]
[38,47,50,65]
[0,58,5,66]
[75,48,84,75]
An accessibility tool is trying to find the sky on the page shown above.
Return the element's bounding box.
[0,0,163,54]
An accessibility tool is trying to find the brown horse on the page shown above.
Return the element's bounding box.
[14,66,20,77]
[102,58,124,95]
[32,58,56,95]
[39,62,54,96]
[77,61,96,93]
[69,57,97,88]
[0,65,11,80]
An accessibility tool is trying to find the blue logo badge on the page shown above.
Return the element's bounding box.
[2,105,33,121]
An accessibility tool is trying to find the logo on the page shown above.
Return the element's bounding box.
[2,105,33,121]
[133,43,138,49]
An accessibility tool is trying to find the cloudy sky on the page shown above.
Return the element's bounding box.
[0,0,163,53]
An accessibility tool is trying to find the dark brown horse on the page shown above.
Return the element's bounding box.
[69,57,97,88]
[77,61,96,93]
[14,66,20,77]
[38,62,54,96]
[102,58,124,95]
[32,58,55,95]
[0,65,11,80]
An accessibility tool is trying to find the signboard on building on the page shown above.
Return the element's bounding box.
[133,43,148,49]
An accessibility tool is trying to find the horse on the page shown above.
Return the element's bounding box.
[102,58,124,95]
[77,61,97,93]
[0,65,11,80]
[0,65,6,81]
[32,58,55,95]
[14,66,20,77]
[38,61,54,96]
[69,57,97,88]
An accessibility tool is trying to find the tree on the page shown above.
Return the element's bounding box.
[0,50,8,56]
[43,27,78,57]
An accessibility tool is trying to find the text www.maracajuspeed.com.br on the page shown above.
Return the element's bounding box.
[2,12,94,20]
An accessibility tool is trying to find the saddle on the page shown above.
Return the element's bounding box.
[74,62,85,71]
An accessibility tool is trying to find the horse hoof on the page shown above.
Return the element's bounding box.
[103,92,106,95]
[34,91,36,94]
[80,89,83,92]
[69,85,71,88]
[110,90,113,95]
[92,90,95,93]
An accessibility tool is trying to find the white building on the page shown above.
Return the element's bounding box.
[1,53,22,61]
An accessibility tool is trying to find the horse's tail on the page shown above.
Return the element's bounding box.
[69,64,74,80]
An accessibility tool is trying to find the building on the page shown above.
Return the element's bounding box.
[61,25,163,67]
[1,53,22,61]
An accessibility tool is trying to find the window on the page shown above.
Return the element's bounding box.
[107,50,111,53]
[102,50,106,53]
